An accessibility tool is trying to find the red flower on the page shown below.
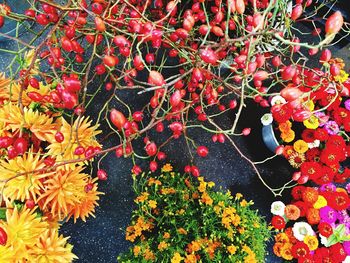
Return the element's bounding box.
[344,116,350,132]
[301,129,315,143]
[292,242,310,259]
[314,128,329,141]
[302,187,319,204]
[320,147,344,166]
[300,162,322,180]
[314,247,329,262]
[318,222,333,238]
[328,191,350,210]
[293,201,309,217]
[272,103,293,123]
[305,148,320,162]
[329,243,347,262]
[326,135,346,149]
[333,107,349,125]
[298,255,313,263]
[313,166,335,185]
[291,186,306,200]
[319,94,341,111]
[271,215,286,230]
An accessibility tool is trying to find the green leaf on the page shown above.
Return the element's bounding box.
[0,208,6,221]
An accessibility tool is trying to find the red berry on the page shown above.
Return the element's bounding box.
[275,146,284,155]
[25,199,35,209]
[7,146,18,159]
[0,227,7,246]
[74,146,85,155]
[145,142,157,156]
[55,132,64,143]
[132,165,142,175]
[242,128,251,136]
[0,136,13,148]
[325,11,344,35]
[197,146,209,157]
[97,169,108,180]
[149,161,158,172]
[191,166,200,177]
[13,137,28,155]
[132,111,143,122]
[110,109,127,130]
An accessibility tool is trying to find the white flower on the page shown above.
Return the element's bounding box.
[292,222,315,241]
[308,140,320,149]
[343,256,350,263]
[319,234,328,246]
[270,201,286,216]
[271,95,286,106]
[261,113,273,126]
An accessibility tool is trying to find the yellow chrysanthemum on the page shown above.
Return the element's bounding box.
[1,208,48,261]
[0,150,54,202]
[38,166,89,220]
[171,252,184,263]
[0,74,51,106]
[303,115,319,130]
[293,140,309,154]
[46,117,101,166]
[28,229,78,263]
[0,102,60,141]
[67,178,102,223]
[0,244,15,262]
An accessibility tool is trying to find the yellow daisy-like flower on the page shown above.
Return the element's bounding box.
[303,115,319,130]
[28,228,78,263]
[0,150,54,202]
[171,252,184,263]
[67,178,102,223]
[304,235,319,251]
[46,117,101,166]
[0,102,60,141]
[334,70,349,83]
[0,208,48,261]
[227,245,237,255]
[288,152,306,169]
[38,166,90,221]
[313,195,327,209]
[293,140,309,154]
[148,200,157,209]
[161,163,173,172]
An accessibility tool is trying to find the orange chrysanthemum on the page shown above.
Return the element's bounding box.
[38,166,90,220]
[67,178,102,223]
[0,150,54,202]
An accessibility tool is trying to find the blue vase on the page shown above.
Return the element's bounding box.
[262,124,280,153]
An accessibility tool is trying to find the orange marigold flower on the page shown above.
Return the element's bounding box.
[306,208,320,225]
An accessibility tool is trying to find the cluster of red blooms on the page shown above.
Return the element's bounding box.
[271,185,350,262]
